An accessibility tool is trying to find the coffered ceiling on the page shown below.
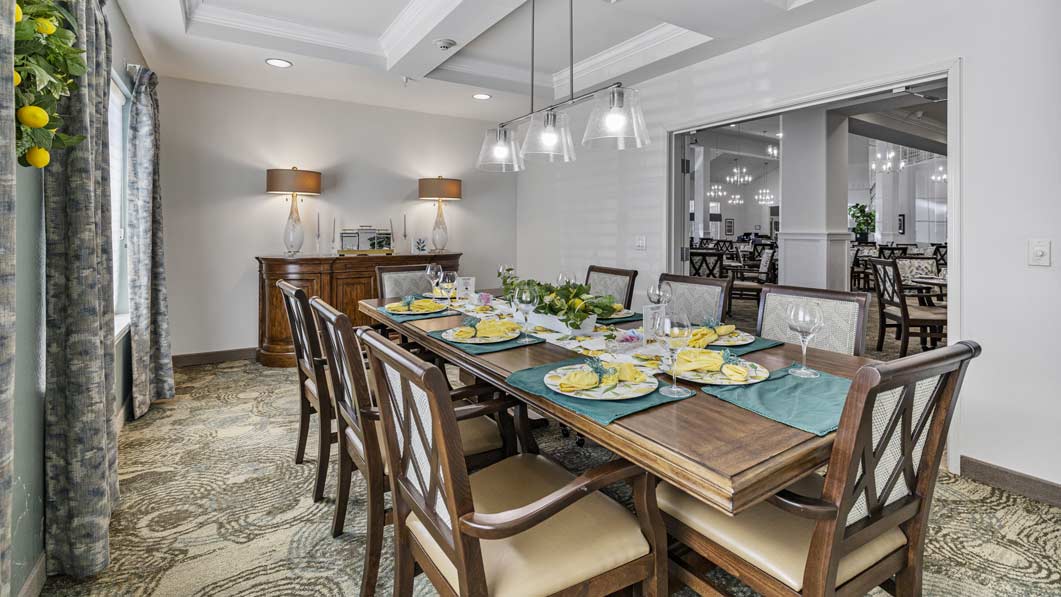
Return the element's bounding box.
[118,0,875,121]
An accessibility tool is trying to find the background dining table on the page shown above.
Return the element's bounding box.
[359,294,878,515]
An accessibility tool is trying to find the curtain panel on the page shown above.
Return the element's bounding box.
[127,66,174,419]
[0,0,17,593]
[42,0,119,578]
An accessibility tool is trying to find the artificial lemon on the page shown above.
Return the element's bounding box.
[34,18,56,35]
[17,105,49,129]
[26,147,50,169]
[15,4,22,23]
[13,70,21,87]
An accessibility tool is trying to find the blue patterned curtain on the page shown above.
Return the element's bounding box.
[0,1,16,594]
[42,0,119,577]
[127,67,174,419]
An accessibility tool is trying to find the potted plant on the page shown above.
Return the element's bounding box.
[848,203,876,243]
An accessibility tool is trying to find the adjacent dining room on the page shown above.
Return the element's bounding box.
[3,1,1060,597]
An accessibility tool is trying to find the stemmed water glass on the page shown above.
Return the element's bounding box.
[425,264,443,298]
[654,309,695,398]
[647,280,673,305]
[787,302,824,378]
[440,271,457,307]
[556,272,573,287]
[515,284,540,344]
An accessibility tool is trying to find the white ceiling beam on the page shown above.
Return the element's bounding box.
[381,0,527,79]
[429,55,554,99]
[607,0,789,39]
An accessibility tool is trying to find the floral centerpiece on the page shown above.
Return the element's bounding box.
[527,281,620,332]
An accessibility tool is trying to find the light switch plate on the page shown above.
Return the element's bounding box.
[1028,239,1052,267]
[634,235,647,251]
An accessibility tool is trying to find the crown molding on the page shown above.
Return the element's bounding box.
[379,0,463,70]
[551,23,711,99]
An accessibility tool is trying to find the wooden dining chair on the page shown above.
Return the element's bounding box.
[310,299,522,596]
[376,264,451,299]
[727,249,776,316]
[868,259,946,357]
[359,328,668,597]
[277,279,336,503]
[756,285,871,356]
[877,246,908,260]
[586,265,638,308]
[931,245,947,269]
[660,273,730,325]
[661,340,981,597]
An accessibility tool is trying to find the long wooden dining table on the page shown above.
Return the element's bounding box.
[359,296,878,516]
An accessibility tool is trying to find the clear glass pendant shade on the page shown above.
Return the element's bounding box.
[582,87,650,150]
[476,127,524,172]
[521,110,576,162]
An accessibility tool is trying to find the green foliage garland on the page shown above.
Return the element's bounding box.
[13,0,86,168]
[525,280,620,330]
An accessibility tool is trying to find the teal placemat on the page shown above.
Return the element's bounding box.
[427,329,544,354]
[598,312,644,324]
[506,358,691,425]
[376,306,458,323]
[705,365,851,436]
[725,337,784,357]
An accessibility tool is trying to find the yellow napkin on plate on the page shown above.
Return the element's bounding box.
[721,363,749,382]
[604,362,647,383]
[611,303,625,312]
[715,324,736,337]
[476,319,521,338]
[675,348,724,373]
[559,370,600,392]
[385,302,409,312]
[432,287,455,298]
[688,327,720,348]
[632,353,662,369]
[578,349,606,357]
[451,326,476,340]
[410,299,443,312]
[473,305,494,313]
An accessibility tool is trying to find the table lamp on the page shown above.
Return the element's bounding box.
[418,176,461,252]
[267,167,321,255]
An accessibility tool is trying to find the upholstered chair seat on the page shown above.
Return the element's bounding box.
[657,475,907,591]
[408,454,651,597]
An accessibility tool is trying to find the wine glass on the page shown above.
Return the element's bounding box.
[439,271,457,306]
[648,281,673,305]
[787,302,825,378]
[425,264,443,297]
[556,272,572,287]
[515,284,540,344]
[655,309,696,398]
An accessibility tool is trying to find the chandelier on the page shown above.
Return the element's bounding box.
[764,130,778,158]
[476,0,649,171]
[931,164,947,182]
[706,183,726,199]
[727,193,744,205]
[755,188,775,205]
[726,164,752,184]
[870,149,906,173]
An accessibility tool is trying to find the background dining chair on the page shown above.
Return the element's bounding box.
[586,265,638,308]
[660,273,729,325]
[868,259,946,357]
[376,264,447,299]
[727,249,777,316]
[277,279,336,503]
[660,341,981,597]
[360,328,667,597]
[878,245,908,260]
[756,285,871,356]
[931,244,948,269]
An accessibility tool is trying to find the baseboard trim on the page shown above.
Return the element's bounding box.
[961,456,1061,507]
[17,552,46,597]
[173,347,258,368]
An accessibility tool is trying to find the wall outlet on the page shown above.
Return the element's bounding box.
[1028,239,1052,267]
[634,235,647,251]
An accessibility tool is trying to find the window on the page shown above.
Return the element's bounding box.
[109,78,130,326]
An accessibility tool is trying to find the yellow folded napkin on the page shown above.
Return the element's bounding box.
[559,370,600,392]
[451,326,476,340]
[604,362,647,383]
[688,327,719,348]
[476,319,521,338]
[675,348,724,373]
[715,324,736,337]
[632,353,662,369]
[721,363,749,382]
[611,303,625,312]
[385,302,410,313]
[473,305,494,313]
[578,349,606,357]
[410,299,443,312]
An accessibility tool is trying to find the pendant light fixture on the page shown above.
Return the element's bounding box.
[477,0,649,172]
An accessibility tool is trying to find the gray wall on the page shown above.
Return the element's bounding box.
[158,77,519,355]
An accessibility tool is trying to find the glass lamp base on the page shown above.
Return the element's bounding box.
[659,385,695,398]
[789,366,820,378]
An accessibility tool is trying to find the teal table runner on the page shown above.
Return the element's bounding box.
[506,358,691,425]
[725,337,784,357]
[376,306,459,323]
[598,312,644,325]
[427,329,544,354]
[705,365,851,436]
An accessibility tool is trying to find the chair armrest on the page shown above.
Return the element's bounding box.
[453,396,519,421]
[458,458,643,540]
[767,488,838,520]
[450,382,500,402]
[358,407,381,422]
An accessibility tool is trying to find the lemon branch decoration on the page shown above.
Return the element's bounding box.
[525,280,620,330]
[13,0,87,168]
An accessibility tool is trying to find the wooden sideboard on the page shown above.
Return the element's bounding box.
[256,253,461,367]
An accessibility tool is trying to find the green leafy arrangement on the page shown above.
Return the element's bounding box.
[527,281,620,330]
[499,266,519,300]
[14,0,87,169]
[848,203,876,235]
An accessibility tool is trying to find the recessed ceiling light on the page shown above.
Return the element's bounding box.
[473,93,492,100]
[265,58,293,69]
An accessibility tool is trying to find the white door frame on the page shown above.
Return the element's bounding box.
[664,58,964,472]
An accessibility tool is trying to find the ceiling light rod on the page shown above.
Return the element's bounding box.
[497,81,624,129]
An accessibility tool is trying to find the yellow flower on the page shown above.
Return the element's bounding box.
[13,70,21,87]
[15,4,22,23]
[17,105,49,129]
[26,147,50,169]
[35,17,56,35]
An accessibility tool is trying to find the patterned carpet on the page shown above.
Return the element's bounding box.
[43,300,1061,596]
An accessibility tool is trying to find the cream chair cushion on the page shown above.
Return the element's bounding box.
[408,454,650,596]
[657,475,907,591]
